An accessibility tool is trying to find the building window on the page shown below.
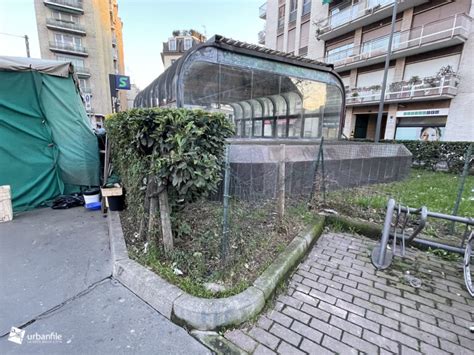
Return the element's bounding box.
[56,55,84,69]
[302,0,311,16]
[184,38,192,50]
[168,38,177,51]
[55,33,82,47]
[278,5,285,30]
[78,78,90,91]
[52,10,78,24]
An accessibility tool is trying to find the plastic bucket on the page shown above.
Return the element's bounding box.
[108,195,124,211]
[83,188,100,205]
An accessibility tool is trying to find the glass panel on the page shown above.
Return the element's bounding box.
[231,103,243,119]
[362,32,401,55]
[240,101,252,119]
[263,120,273,137]
[276,119,286,138]
[253,120,263,136]
[181,49,344,139]
[244,120,252,137]
[326,43,354,63]
[249,99,263,118]
[236,120,243,136]
[257,98,273,117]
[395,127,445,141]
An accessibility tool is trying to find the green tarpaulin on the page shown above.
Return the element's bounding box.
[0,56,100,211]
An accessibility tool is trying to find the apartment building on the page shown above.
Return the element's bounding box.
[260,0,473,142]
[161,30,206,70]
[34,0,127,126]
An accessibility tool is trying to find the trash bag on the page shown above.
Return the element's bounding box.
[51,194,85,209]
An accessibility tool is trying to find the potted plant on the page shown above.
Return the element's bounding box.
[408,76,421,85]
[437,65,455,79]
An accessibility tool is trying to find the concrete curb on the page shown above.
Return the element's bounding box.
[108,210,325,330]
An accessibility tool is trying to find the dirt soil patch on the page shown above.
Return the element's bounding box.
[120,199,319,298]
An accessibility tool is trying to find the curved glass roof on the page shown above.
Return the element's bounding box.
[134,35,346,139]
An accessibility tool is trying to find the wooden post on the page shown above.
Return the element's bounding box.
[278,144,286,221]
[158,187,174,254]
[147,177,158,242]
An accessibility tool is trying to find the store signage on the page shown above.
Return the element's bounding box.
[114,75,131,90]
[396,108,449,118]
[84,93,92,112]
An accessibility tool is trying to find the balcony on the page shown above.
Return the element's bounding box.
[322,13,471,71]
[49,41,88,56]
[75,66,90,77]
[346,74,459,106]
[43,0,83,13]
[46,18,85,35]
[316,0,428,41]
[259,3,266,19]
[258,30,265,45]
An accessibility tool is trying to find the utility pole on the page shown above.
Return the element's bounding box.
[24,35,30,58]
[374,0,398,142]
[0,32,31,58]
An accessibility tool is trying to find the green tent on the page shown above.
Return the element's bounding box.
[0,56,100,211]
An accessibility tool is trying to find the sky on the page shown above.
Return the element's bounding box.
[0,0,263,89]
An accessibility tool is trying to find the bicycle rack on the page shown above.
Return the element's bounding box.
[371,199,474,296]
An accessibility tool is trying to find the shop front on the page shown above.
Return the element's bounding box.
[394,108,448,141]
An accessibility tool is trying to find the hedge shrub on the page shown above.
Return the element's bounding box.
[105,108,234,250]
[385,140,472,174]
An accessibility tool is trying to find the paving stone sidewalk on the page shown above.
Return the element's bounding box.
[225,232,474,354]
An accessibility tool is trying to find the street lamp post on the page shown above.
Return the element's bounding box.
[374,0,398,142]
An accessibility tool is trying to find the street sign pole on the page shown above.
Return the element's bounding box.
[375,0,398,143]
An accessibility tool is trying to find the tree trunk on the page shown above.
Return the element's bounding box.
[158,187,174,254]
[138,177,152,242]
[147,177,159,243]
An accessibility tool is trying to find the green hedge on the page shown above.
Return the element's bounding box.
[386,140,472,173]
[105,108,234,245]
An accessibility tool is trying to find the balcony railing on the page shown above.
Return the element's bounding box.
[44,0,83,11]
[259,2,267,19]
[322,13,471,68]
[258,30,265,45]
[46,18,85,33]
[346,74,460,105]
[289,9,297,23]
[49,41,87,55]
[323,0,393,31]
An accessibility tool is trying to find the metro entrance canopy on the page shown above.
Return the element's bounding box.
[134,35,345,139]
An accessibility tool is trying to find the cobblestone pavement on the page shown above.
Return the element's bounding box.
[225,232,474,354]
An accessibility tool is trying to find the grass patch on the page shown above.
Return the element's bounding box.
[323,169,473,237]
[123,199,320,298]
